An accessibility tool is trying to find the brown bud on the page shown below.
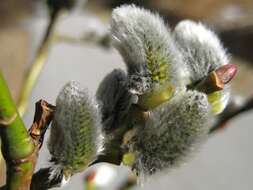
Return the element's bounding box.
[215,63,237,85]
[196,64,237,94]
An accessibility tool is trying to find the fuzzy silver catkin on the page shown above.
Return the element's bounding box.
[96,69,134,133]
[48,81,100,180]
[130,90,209,177]
[111,5,188,94]
[173,20,231,114]
[174,20,229,83]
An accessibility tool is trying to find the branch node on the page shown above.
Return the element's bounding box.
[0,113,17,126]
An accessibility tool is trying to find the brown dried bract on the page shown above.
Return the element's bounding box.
[29,100,55,148]
[215,63,237,85]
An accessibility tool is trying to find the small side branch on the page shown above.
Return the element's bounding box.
[17,9,60,117]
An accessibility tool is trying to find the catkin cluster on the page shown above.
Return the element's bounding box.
[48,4,234,183]
[108,5,231,177]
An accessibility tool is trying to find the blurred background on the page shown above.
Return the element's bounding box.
[0,0,253,189]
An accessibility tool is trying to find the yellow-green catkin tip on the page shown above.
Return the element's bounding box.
[138,84,175,110]
[123,153,136,167]
[208,91,229,114]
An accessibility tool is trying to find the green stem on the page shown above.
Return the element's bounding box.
[17,9,60,117]
[0,71,35,190]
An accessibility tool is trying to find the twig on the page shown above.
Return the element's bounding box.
[17,9,61,117]
[209,96,253,134]
[0,71,35,190]
[1,99,61,190]
[0,73,55,190]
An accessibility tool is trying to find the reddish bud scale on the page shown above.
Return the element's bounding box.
[196,64,237,94]
[215,64,237,85]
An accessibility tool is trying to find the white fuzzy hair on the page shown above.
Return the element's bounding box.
[174,20,231,114]
[131,90,210,177]
[174,20,229,83]
[48,81,101,180]
[111,5,188,91]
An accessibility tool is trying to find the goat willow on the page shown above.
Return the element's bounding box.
[0,3,239,190]
[46,4,236,184]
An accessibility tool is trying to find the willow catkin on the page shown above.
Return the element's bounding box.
[48,81,100,181]
[174,20,229,82]
[96,69,133,134]
[127,90,209,178]
[174,20,231,114]
[111,5,188,104]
